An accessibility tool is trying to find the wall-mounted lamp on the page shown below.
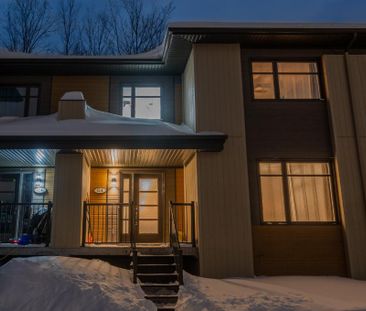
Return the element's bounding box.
[110,177,118,189]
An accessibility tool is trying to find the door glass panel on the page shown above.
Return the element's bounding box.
[139,205,158,219]
[139,178,158,191]
[139,192,158,205]
[139,220,158,234]
[137,176,159,235]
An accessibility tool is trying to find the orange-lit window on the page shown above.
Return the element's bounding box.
[259,161,337,223]
[251,61,322,100]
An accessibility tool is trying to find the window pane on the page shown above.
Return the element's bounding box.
[286,163,330,175]
[139,192,158,205]
[122,97,132,117]
[139,220,158,234]
[259,162,282,175]
[252,62,273,73]
[260,176,286,222]
[123,192,129,204]
[122,87,132,96]
[0,99,25,117]
[253,74,275,99]
[30,87,39,97]
[288,176,335,222]
[135,98,161,119]
[139,178,158,191]
[277,62,318,73]
[278,74,321,99]
[139,205,158,219]
[135,87,160,97]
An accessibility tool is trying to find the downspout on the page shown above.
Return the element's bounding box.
[343,32,366,212]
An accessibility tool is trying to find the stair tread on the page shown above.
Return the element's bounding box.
[137,263,176,266]
[145,294,179,298]
[138,253,174,257]
[140,282,179,287]
[137,272,178,276]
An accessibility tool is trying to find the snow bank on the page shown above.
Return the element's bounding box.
[177,272,366,311]
[0,105,221,136]
[0,256,155,311]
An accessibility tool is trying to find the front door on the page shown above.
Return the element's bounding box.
[121,172,163,243]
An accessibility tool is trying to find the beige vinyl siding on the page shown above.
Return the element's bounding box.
[44,168,55,203]
[51,152,89,248]
[323,55,366,279]
[186,44,254,278]
[182,52,196,131]
[51,76,110,113]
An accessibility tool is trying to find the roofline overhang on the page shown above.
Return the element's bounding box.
[0,135,227,152]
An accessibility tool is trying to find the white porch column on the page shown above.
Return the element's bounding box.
[51,151,90,248]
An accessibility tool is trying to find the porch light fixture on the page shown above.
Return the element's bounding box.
[110,176,118,189]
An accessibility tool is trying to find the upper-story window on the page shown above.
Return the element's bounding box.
[251,61,322,100]
[0,86,39,117]
[259,161,337,224]
[122,86,161,119]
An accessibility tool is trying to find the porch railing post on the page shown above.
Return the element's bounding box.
[45,201,53,247]
[190,201,196,248]
[82,201,87,246]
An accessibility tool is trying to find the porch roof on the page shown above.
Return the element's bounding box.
[0,106,226,151]
[0,149,195,167]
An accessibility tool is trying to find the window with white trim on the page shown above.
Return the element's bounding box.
[122,86,161,119]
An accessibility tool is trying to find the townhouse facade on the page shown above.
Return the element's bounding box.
[1,23,366,280]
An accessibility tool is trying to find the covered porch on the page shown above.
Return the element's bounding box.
[0,148,206,256]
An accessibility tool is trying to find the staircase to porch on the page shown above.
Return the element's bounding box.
[132,249,181,310]
[129,201,189,311]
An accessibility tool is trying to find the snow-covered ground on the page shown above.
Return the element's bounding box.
[177,273,366,311]
[0,256,154,311]
[1,256,366,311]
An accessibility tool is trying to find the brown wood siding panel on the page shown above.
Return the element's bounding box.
[323,55,366,279]
[90,168,108,203]
[51,76,109,113]
[253,225,347,276]
[245,103,332,159]
[192,44,254,278]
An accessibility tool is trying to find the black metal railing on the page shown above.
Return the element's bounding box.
[82,202,133,245]
[170,201,196,247]
[0,202,52,246]
[169,201,189,285]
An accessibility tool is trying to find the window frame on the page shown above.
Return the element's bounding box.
[257,159,340,225]
[249,58,326,102]
[121,84,162,119]
[0,84,41,117]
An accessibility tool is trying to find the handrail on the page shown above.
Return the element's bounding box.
[169,201,184,285]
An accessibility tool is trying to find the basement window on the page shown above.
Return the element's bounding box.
[0,85,39,117]
[122,86,161,119]
[258,161,337,223]
[251,61,322,100]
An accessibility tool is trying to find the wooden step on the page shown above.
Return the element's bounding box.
[145,294,178,305]
[140,282,179,295]
[136,254,175,265]
[136,263,177,274]
[137,272,178,284]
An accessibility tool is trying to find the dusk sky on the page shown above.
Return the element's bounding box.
[0,0,365,23]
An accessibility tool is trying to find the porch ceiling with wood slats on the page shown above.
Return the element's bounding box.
[0,149,194,168]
